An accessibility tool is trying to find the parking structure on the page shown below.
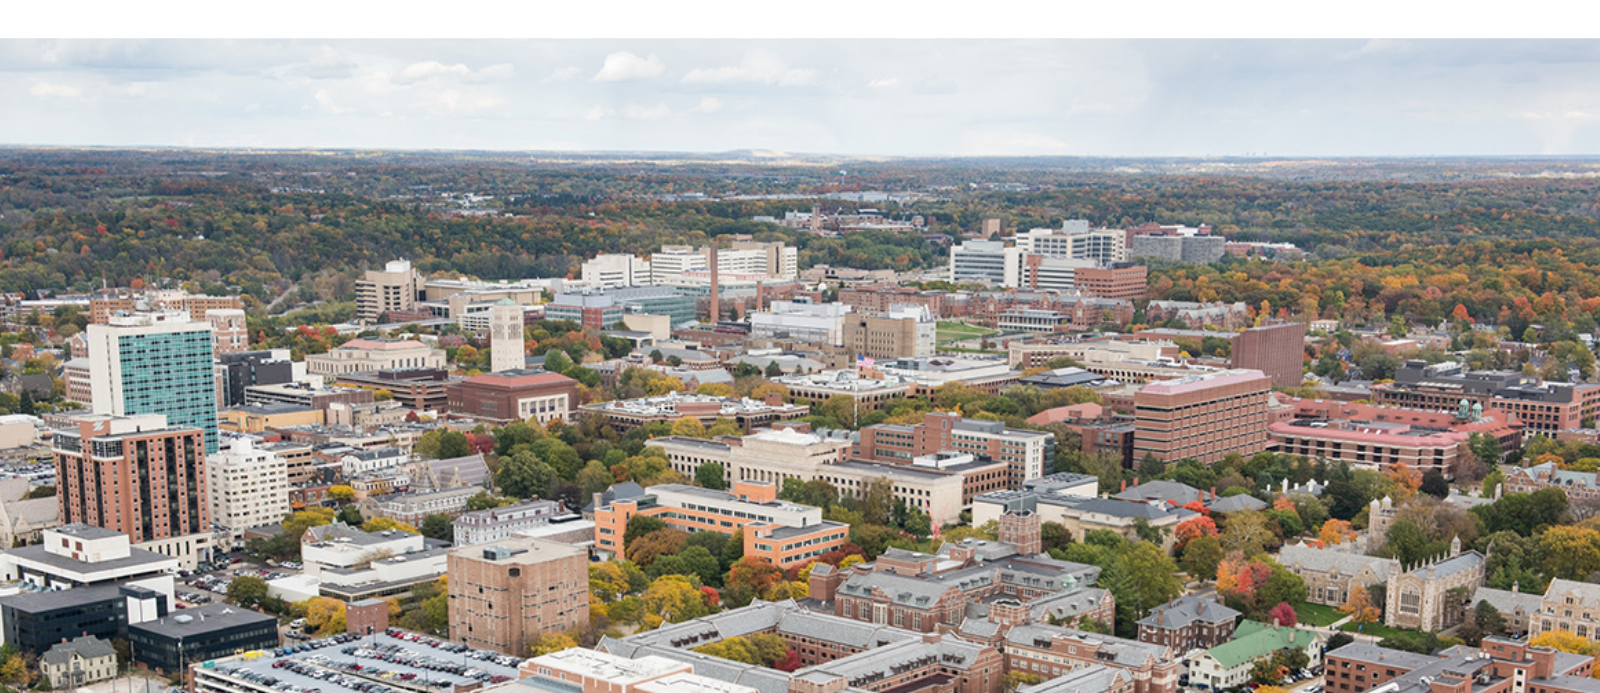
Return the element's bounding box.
[193,629,524,693]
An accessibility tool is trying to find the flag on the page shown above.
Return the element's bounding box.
[856,354,875,370]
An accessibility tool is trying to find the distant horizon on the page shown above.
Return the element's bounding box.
[7,40,1600,157]
[10,144,1600,163]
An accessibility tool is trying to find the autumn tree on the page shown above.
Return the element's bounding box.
[670,416,708,438]
[363,517,418,534]
[1174,516,1220,550]
[1318,519,1357,547]
[1268,601,1298,627]
[1340,583,1381,623]
[626,528,688,569]
[1181,535,1225,581]
[1540,525,1600,580]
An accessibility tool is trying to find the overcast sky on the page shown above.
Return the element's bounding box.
[5,39,1600,157]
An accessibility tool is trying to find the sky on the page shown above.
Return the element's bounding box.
[6,39,1600,157]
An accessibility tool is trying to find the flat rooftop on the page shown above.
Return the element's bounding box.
[202,630,524,693]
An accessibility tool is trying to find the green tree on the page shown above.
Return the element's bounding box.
[419,514,453,541]
[696,462,728,491]
[1181,535,1225,581]
[495,450,555,499]
[576,460,614,496]
[1101,541,1183,636]
[227,575,269,608]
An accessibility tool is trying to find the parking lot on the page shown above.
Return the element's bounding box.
[176,553,304,608]
[198,630,524,693]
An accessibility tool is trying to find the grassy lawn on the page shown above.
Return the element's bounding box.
[935,321,1000,342]
[1338,620,1417,639]
[1293,601,1345,627]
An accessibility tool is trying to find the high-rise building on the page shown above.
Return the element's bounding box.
[949,240,1025,286]
[206,438,290,546]
[1132,369,1271,464]
[488,299,525,373]
[205,308,249,356]
[841,305,936,359]
[355,259,422,323]
[854,412,1056,487]
[1016,221,1128,264]
[447,538,590,655]
[214,349,294,408]
[1232,322,1307,388]
[1076,263,1149,300]
[51,412,210,548]
[86,311,219,453]
[580,253,652,288]
[749,299,851,346]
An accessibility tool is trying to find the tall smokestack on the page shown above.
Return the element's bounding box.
[708,240,720,324]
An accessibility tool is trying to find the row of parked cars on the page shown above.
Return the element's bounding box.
[192,575,233,594]
[340,643,511,682]
[384,628,523,668]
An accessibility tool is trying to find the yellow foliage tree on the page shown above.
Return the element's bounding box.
[695,382,734,398]
[303,596,347,636]
[670,416,708,438]
[1529,630,1600,656]
[328,485,357,502]
[363,517,419,534]
[1318,519,1357,547]
[531,631,580,656]
[1340,584,1380,623]
[749,382,790,401]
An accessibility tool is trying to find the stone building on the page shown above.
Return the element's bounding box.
[1383,536,1486,631]
[1279,544,1399,607]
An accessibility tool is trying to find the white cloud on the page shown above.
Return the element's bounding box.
[623,103,671,120]
[314,89,352,115]
[30,81,83,99]
[691,96,724,114]
[396,61,514,84]
[584,103,674,120]
[681,50,817,86]
[593,51,665,82]
[868,77,899,88]
[544,66,582,82]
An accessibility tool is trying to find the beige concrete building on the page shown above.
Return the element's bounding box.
[447,538,590,655]
[207,438,291,545]
[355,259,423,323]
[841,305,936,360]
[1007,339,1175,370]
[647,428,970,524]
[305,337,446,376]
[218,403,324,433]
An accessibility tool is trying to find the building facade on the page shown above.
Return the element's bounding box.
[447,538,590,655]
[854,412,1055,487]
[306,338,446,377]
[86,311,219,453]
[52,413,211,546]
[452,499,566,546]
[1383,538,1486,631]
[1132,369,1271,464]
[1135,596,1240,653]
[355,259,422,323]
[207,438,290,544]
[594,480,847,568]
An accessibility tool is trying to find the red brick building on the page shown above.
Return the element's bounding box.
[1232,322,1308,389]
[445,369,581,425]
[853,412,1056,486]
[52,413,210,544]
[1136,595,1240,652]
[1075,264,1148,301]
[1132,369,1271,464]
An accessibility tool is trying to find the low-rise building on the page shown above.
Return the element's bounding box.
[1324,638,1595,693]
[335,368,458,412]
[854,412,1056,487]
[305,338,446,377]
[357,485,482,524]
[128,603,279,673]
[1529,578,1600,639]
[1136,595,1240,653]
[0,524,178,589]
[580,391,809,433]
[445,369,581,425]
[219,403,324,433]
[770,370,916,410]
[1384,538,1485,631]
[452,499,566,546]
[594,480,847,568]
[1005,624,1179,693]
[1185,621,1322,691]
[0,581,171,654]
[41,635,118,688]
[973,482,1198,552]
[1279,543,1399,607]
[646,428,972,525]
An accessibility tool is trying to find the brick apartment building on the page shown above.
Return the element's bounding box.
[1325,638,1594,693]
[1135,596,1240,652]
[1132,369,1271,464]
[90,293,244,324]
[1005,625,1178,693]
[838,284,949,317]
[446,537,590,655]
[335,368,458,412]
[52,413,210,544]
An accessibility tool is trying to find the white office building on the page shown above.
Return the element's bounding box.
[749,300,852,346]
[581,254,653,288]
[1016,220,1128,264]
[949,240,1025,286]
